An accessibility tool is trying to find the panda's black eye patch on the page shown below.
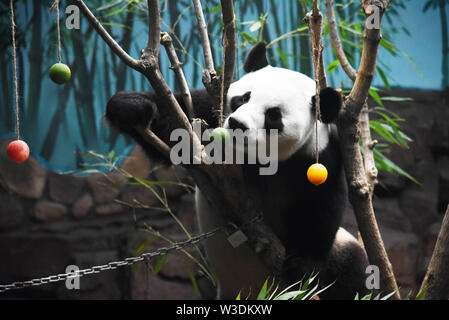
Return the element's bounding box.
[230,91,251,112]
[264,107,283,132]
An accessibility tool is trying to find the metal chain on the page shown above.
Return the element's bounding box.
[0,227,222,293]
[0,213,264,294]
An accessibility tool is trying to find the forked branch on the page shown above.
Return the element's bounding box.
[325,0,377,190]
[335,0,399,299]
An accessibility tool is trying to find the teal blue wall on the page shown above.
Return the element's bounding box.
[0,0,447,171]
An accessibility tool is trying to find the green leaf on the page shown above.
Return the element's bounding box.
[152,255,169,275]
[257,279,269,300]
[376,66,391,90]
[187,268,202,298]
[380,38,398,56]
[136,236,156,255]
[380,96,413,102]
[415,286,427,300]
[361,293,372,300]
[239,31,258,45]
[373,149,419,184]
[96,0,124,11]
[276,47,288,67]
[327,60,340,73]
[380,291,398,300]
[210,4,222,14]
[275,289,306,300]
[369,88,383,106]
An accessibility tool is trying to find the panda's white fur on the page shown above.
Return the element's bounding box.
[224,65,330,160]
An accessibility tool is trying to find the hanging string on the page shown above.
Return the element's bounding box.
[314,67,321,164]
[10,0,20,140]
[309,16,322,164]
[219,31,227,127]
[50,0,62,63]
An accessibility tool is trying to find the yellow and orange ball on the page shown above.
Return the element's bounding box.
[307,163,328,186]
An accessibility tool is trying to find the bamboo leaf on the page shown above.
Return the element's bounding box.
[152,255,169,275]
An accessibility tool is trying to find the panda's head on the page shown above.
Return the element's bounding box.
[223,43,342,161]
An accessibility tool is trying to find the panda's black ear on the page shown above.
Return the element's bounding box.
[312,87,343,124]
[244,42,269,73]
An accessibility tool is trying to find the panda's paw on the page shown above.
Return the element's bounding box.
[106,91,157,134]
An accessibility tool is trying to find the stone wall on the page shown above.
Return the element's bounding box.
[0,88,448,299]
[0,143,214,299]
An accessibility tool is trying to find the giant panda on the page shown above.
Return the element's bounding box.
[106,42,371,300]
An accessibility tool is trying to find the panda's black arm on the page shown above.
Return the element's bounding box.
[105,88,215,162]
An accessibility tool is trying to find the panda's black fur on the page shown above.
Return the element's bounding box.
[106,43,371,300]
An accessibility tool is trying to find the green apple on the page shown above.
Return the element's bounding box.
[49,63,71,84]
[210,127,230,142]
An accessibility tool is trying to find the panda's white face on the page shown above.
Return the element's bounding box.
[224,66,329,161]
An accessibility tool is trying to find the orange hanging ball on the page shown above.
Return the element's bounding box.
[307,163,328,186]
[6,139,30,163]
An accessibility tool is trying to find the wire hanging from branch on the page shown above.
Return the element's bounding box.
[50,0,71,85]
[10,0,20,140]
[305,0,328,186]
[6,0,30,164]
[50,0,62,63]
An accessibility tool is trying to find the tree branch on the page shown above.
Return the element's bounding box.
[336,0,399,299]
[161,32,194,120]
[192,0,215,72]
[324,0,357,81]
[304,0,328,90]
[137,126,172,160]
[220,0,236,97]
[324,0,377,192]
[420,205,449,300]
[360,103,378,191]
[74,0,140,71]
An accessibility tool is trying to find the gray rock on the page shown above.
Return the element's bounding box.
[95,203,124,215]
[48,172,85,205]
[154,166,192,198]
[0,138,46,199]
[0,187,24,229]
[35,201,68,221]
[373,197,412,232]
[119,146,152,179]
[87,172,128,203]
[121,184,159,208]
[380,226,419,297]
[131,262,199,300]
[72,194,93,218]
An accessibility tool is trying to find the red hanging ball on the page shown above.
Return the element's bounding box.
[6,139,30,163]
